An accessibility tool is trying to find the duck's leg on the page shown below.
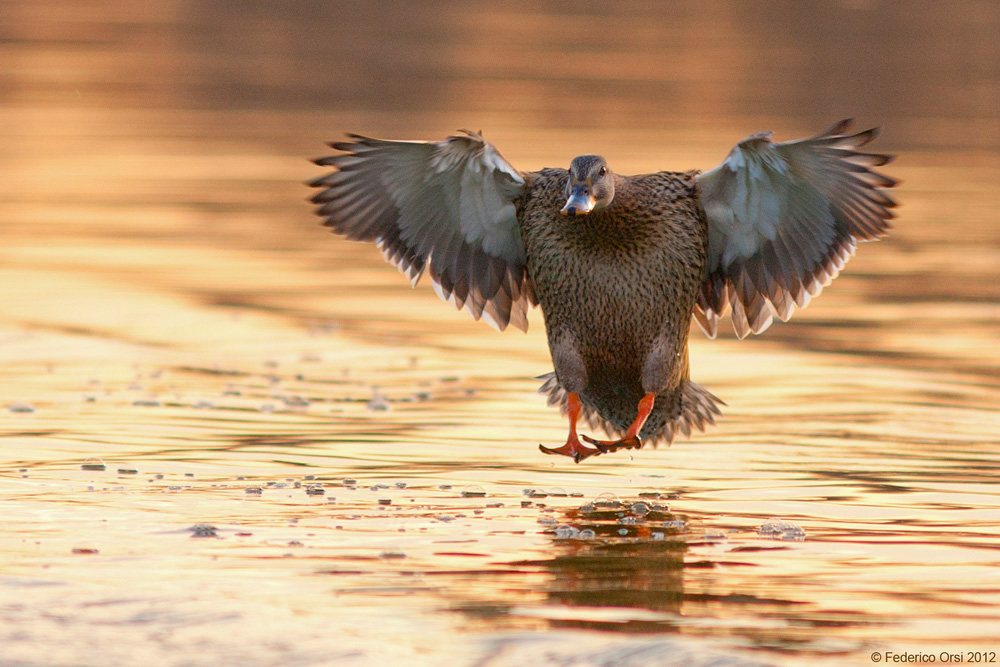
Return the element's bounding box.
[539,392,603,463]
[581,393,655,454]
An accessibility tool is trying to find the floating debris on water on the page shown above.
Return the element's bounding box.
[189,524,218,538]
[8,402,36,413]
[72,548,99,555]
[367,389,390,411]
[81,458,106,471]
[758,518,806,541]
[460,485,487,498]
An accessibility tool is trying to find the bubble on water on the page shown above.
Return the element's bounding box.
[259,403,275,413]
[394,482,407,489]
[133,399,161,407]
[435,515,454,522]
[117,467,138,475]
[438,484,452,490]
[546,487,568,497]
[342,478,357,487]
[651,532,665,541]
[81,457,106,471]
[554,525,580,539]
[538,517,559,526]
[593,492,622,508]
[630,502,651,515]
[72,547,99,555]
[194,400,214,409]
[569,492,584,498]
[461,485,487,498]
[663,520,687,531]
[378,498,392,505]
[303,475,316,480]
[758,518,806,541]
[380,550,406,559]
[578,529,596,540]
[528,490,548,498]
[305,484,325,496]
[619,516,637,525]
[705,529,728,541]
[638,489,662,499]
[617,528,629,536]
[245,487,263,495]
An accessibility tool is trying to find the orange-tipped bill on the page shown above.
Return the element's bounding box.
[560,182,596,216]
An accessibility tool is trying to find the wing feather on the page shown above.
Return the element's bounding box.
[695,119,898,339]
[310,130,534,331]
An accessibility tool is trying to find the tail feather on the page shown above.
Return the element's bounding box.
[536,372,724,447]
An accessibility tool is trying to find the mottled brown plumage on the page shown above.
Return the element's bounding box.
[309,121,897,462]
[518,166,722,446]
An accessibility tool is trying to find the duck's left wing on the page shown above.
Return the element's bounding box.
[310,130,534,331]
[694,119,898,339]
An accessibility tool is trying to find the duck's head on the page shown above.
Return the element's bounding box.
[561,155,615,216]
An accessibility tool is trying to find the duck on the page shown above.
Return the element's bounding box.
[309,120,897,462]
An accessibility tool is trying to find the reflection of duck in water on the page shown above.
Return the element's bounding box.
[310,120,897,462]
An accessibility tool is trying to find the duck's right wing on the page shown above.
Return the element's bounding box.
[310,130,535,331]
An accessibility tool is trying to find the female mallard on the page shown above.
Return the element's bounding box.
[310,120,897,462]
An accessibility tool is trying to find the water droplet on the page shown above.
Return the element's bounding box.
[630,502,651,515]
[593,492,621,508]
[81,458,106,471]
[461,485,486,498]
[758,518,806,540]
[554,525,579,539]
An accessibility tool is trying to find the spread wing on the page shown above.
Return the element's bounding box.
[694,119,898,339]
[310,130,535,331]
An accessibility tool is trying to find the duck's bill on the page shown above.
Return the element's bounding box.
[560,185,596,216]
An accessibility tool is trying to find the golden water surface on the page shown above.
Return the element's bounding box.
[2,2,999,665]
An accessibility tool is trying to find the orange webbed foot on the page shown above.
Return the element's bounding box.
[539,435,604,463]
[580,433,643,454]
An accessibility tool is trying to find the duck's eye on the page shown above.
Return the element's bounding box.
[598,167,607,176]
